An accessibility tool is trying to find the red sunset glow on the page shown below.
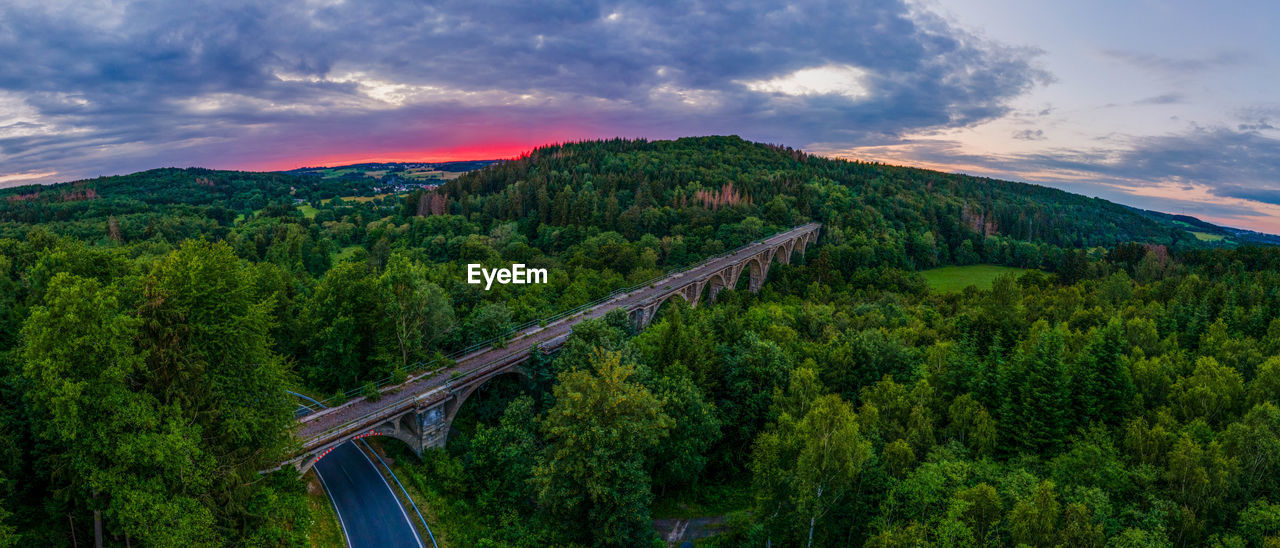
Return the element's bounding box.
[269,142,538,170]
[245,125,618,171]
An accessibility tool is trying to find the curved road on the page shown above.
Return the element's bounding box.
[315,442,424,548]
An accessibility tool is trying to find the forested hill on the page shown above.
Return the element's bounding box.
[0,136,1258,257]
[0,167,375,242]
[424,135,1269,272]
[6,137,1280,545]
[446,136,1193,250]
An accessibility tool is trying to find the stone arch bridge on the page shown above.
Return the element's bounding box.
[287,222,820,472]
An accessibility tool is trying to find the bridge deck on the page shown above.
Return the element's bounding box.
[293,223,819,453]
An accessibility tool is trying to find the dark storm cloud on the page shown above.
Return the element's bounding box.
[1016,127,1280,207]
[1106,128,1280,186]
[1012,129,1045,141]
[1234,106,1278,132]
[1239,121,1276,131]
[1214,186,1280,206]
[1134,93,1184,105]
[1101,49,1250,75]
[0,0,1048,183]
[868,124,1280,226]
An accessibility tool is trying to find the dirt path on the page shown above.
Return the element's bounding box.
[653,516,729,546]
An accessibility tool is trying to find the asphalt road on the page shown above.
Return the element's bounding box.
[314,442,424,548]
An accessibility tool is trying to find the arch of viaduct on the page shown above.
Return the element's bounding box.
[289,222,820,473]
[626,224,818,330]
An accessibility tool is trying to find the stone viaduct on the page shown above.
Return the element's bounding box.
[288,222,820,472]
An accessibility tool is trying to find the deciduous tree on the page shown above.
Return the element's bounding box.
[533,350,671,546]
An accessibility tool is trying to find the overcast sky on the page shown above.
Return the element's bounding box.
[2,0,1278,232]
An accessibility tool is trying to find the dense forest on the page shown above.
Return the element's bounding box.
[0,136,1278,546]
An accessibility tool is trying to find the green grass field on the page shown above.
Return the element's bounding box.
[298,204,319,218]
[921,265,1029,293]
[1190,231,1226,242]
[321,193,393,204]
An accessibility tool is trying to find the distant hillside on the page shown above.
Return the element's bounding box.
[0,161,496,241]
[0,168,318,241]
[285,160,502,185]
[0,137,1270,252]
[1137,208,1280,246]
[435,136,1263,253]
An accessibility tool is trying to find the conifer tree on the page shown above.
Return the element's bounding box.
[1002,324,1071,453]
[1071,319,1135,425]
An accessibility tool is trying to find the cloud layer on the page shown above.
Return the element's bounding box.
[0,0,1047,184]
[827,120,1280,233]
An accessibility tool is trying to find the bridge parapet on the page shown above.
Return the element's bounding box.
[288,222,820,471]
